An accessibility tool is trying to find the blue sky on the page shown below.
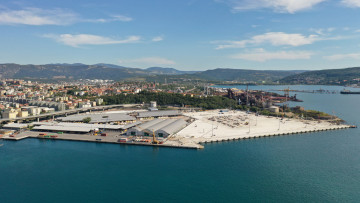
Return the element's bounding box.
[1,0,360,70]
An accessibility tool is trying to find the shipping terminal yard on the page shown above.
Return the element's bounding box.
[0,104,352,149]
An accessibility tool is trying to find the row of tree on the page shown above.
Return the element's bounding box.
[102,91,237,109]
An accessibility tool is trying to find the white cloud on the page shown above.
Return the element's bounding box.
[152,36,164,42]
[215,32,319,49]
[44,34,141,47]
[230,48,313,61]
[0,7,77,25]
[0,7,133,25]
[112,15,133,22]
[341,0,360,7]
[120,57,176,65]
[88,15,133,23]
[324,53,360,60]
[218,0,326,13]
[309,27,336,35]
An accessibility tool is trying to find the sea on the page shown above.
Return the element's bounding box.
[1,85,359,202]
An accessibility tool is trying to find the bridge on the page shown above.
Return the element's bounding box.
[0,104,140,124]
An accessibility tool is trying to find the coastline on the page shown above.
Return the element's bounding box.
[2,109,351,150]
[167,110,350,147]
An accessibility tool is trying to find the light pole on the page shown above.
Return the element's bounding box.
[278,118,281,131]
[212,122,214,136]
[255,111,258,126]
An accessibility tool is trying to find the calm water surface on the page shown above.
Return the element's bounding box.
[1,85,359,202]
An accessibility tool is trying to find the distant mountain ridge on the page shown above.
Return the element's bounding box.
[0,63,309,83]
[279,67,360,85]
[191,68,306,82]
[146,67,198,75]
[0,63,149,80]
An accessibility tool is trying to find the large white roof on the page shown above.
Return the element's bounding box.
[32,121,141,131]
[137,110,180,118]
[156,119,187,135]
[57,113,135,123]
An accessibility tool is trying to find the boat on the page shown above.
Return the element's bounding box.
[340,90,360,94]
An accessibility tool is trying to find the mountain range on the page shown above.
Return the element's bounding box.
[0,63,303,82]
[0,63,359,85]
[279,67,360,85]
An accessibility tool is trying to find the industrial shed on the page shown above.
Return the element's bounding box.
[32,121,141,134]
[143,119,175,136]
[136,110,180,119]
[126,119,163,136]
[2,123,31,130]
[155,119,187,138]
[33,125,91,134]
[126,118,187,138]
[57,113,136,124]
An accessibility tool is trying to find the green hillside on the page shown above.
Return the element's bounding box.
[192,68,306,82]
[279,67,360,85]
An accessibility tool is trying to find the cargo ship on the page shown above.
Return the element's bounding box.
[340,90,360,94]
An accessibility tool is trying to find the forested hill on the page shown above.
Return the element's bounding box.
[0,63,151,80]
[190,68,306,82]
[0,63,307,82]
[279,67,360,85]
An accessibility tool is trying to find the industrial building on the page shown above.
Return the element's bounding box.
[57,113,136,124]
[155,119,187,138]
[31,121,141,134]
[126,119,163,136]
[2,123,30,130]
[126,118,187,138]
[136,110,181,119]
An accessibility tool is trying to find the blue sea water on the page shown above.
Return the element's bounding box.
[1,85,360,202]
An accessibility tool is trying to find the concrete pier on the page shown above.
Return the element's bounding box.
[175,110,351,147]
[2,131,203,149]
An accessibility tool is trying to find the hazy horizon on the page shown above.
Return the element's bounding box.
[1,0,360,71]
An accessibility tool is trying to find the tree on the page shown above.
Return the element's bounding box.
[82,117,91,123]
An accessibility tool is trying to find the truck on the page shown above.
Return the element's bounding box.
[118,138,128,143]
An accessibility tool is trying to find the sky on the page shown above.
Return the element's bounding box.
[1,0,360,71]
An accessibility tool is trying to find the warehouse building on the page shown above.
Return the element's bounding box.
[32,121,141,134]
[126,119,163,136]
[155,119,187,138]
[2,123,31,130]
[57,113,136,124]
[126,118,187,138]
[143,119,175,136]
[32,125,91,134]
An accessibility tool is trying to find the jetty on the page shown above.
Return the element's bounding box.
[171,110,351,147]
[1,109,351,150]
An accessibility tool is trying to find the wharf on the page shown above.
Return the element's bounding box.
[197,125,350,144]
[3,131,203,149]
[2,134,30,141]
[174,110,352,146]
[270,89,338,94]
[35,136,203,149]
[1,109,352,150]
